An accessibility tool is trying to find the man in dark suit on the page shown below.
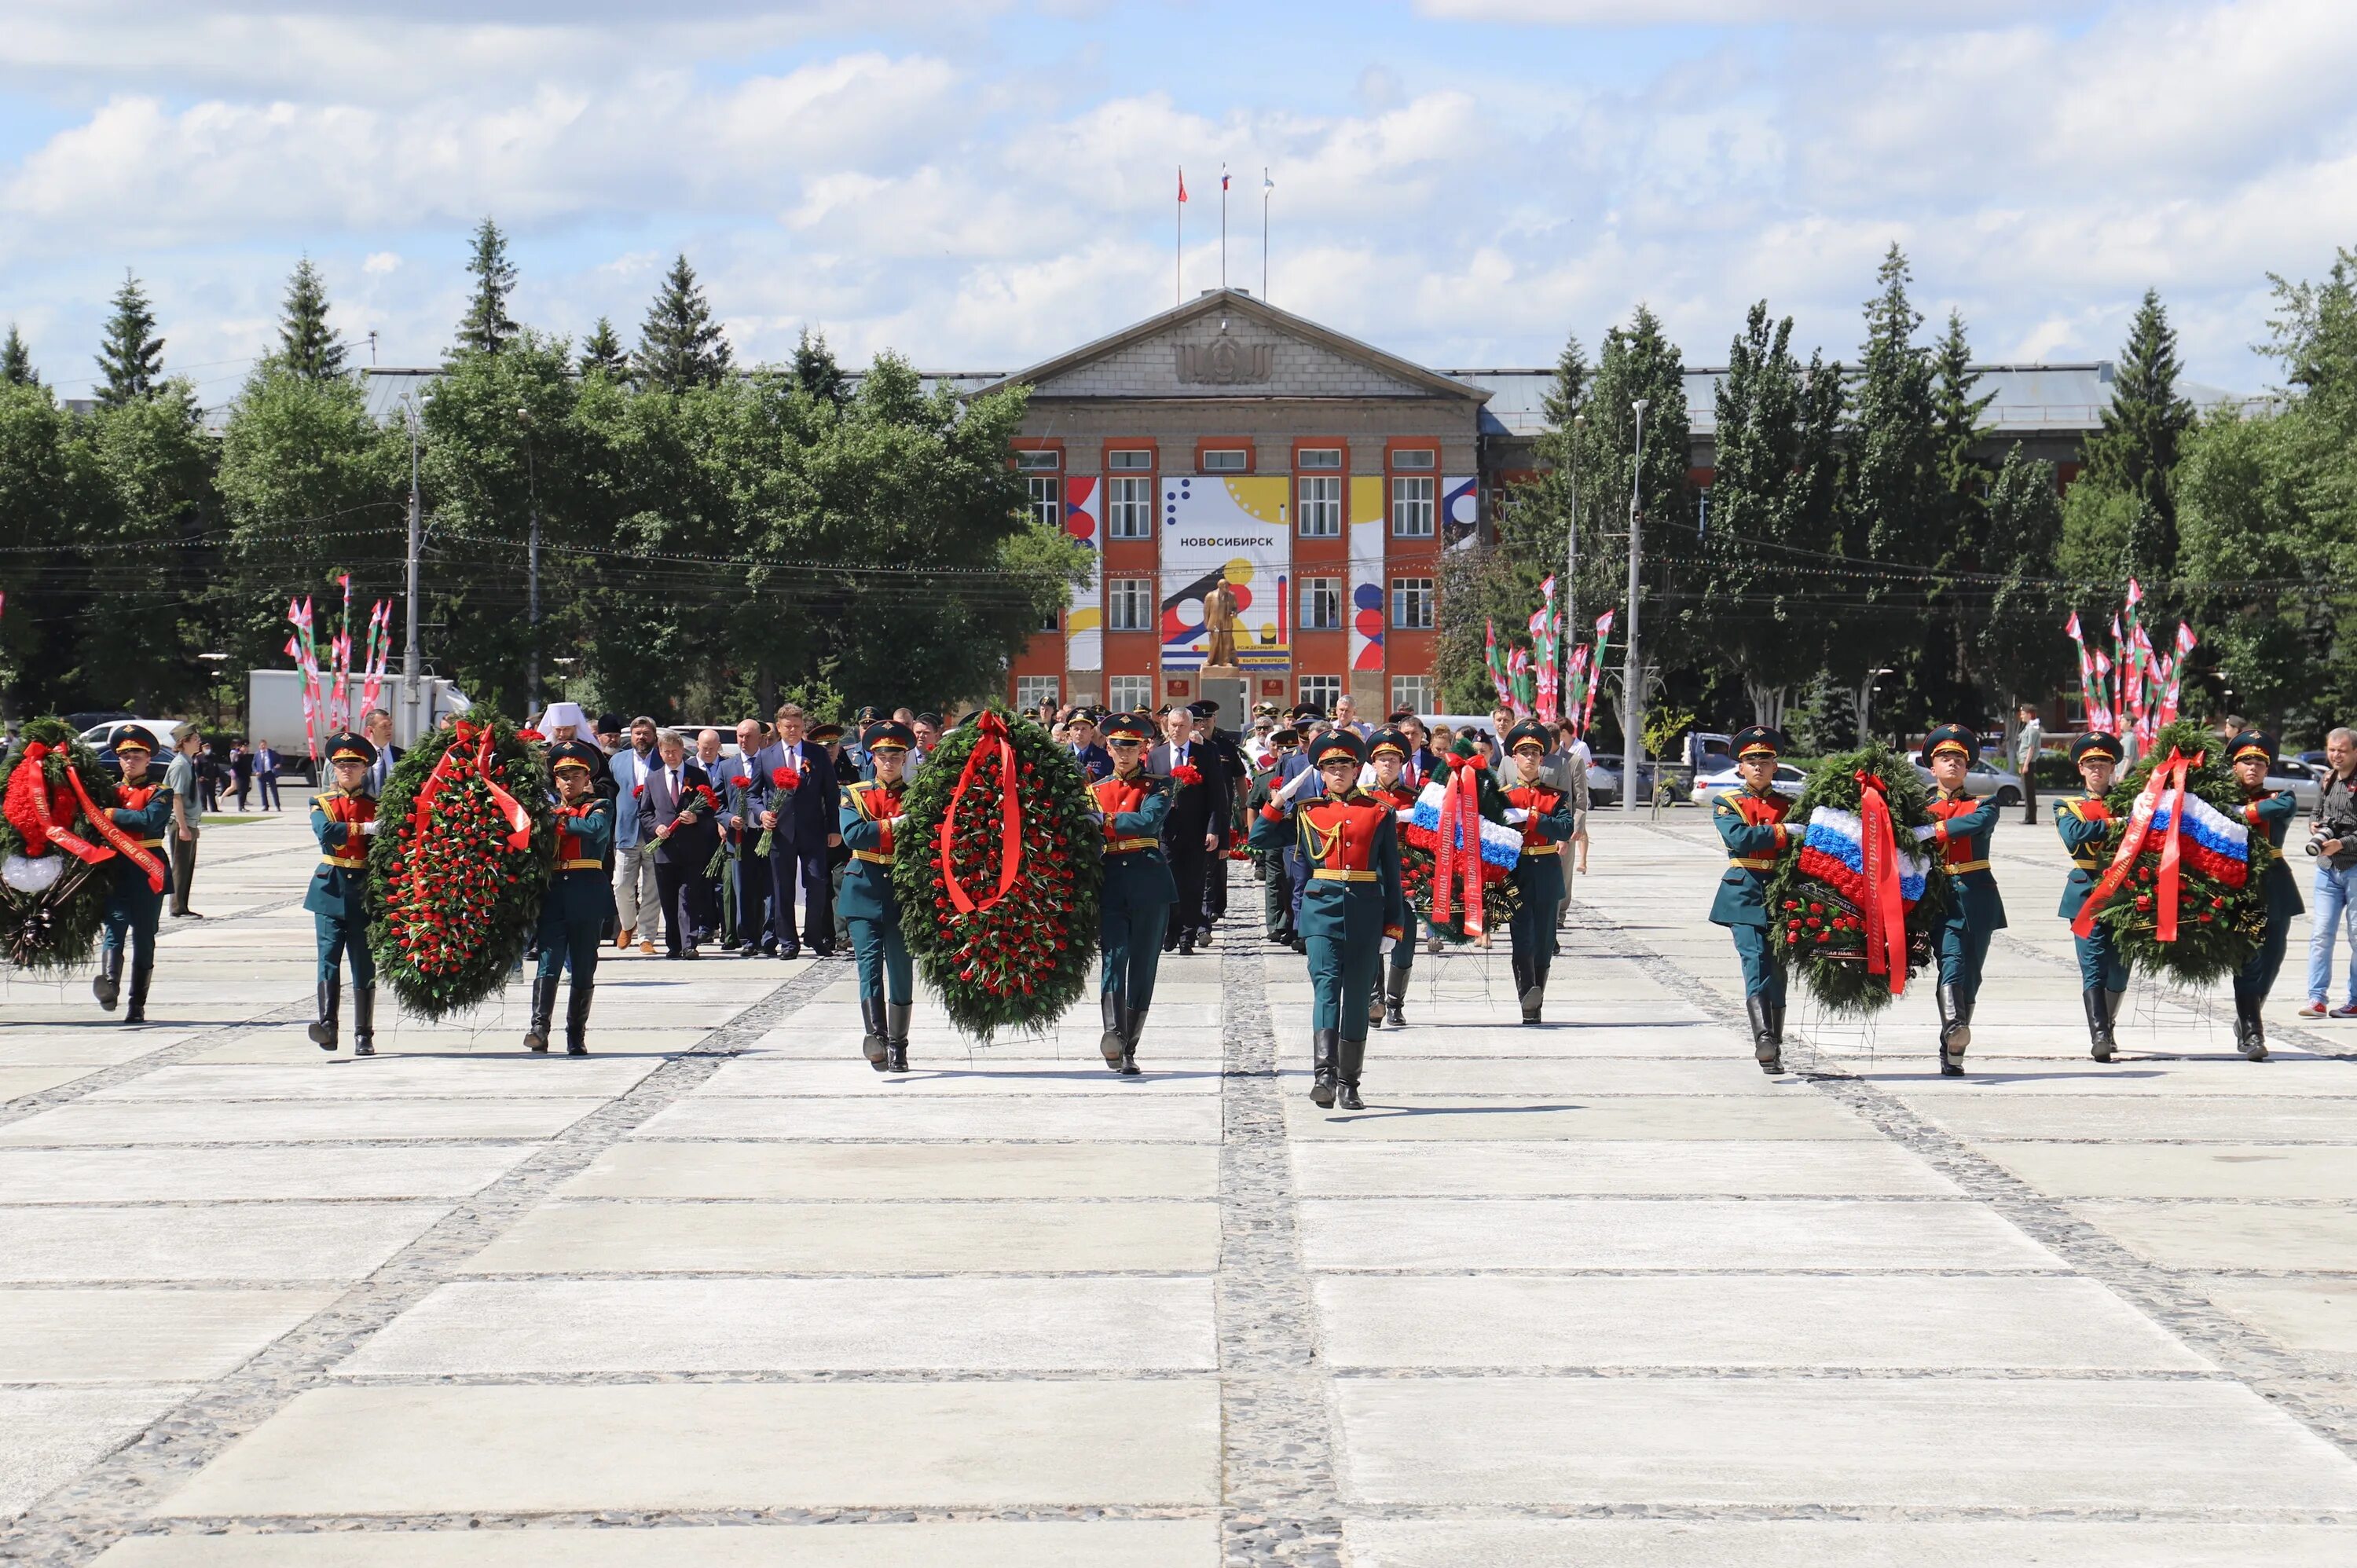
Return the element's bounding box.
[1150,702,1230,955]
[253,740,283,811]
[361,709,404,797]
[751,702,841,958]
[1190,699,1246,932]
[719,718,770,954]
[1391,709,1439,790]
[646,729,718,959]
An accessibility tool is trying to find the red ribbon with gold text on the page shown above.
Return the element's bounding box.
[2073,746,2198,941]
[1431,757,1487,936]
[939,710,1024,915]
[62,767,167,893]
[1853,771,1908,995]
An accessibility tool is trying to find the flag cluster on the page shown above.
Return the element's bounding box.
[286,576,394,760]
[2065,580,2198,753]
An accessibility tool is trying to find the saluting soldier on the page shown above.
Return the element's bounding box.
[1250,728,1406,1111]
[1923,723,2007,1077]
[2230,730,2302,1062]
[1501,720,1578,1025]
[1364,727,1421,1028]
[306,731,382,1056]
[529,740,614,1056]
[1709,725,1795,1074]
[2054,731,2128,1061]
[93,726,174,1024]
[1248,725,1302,948]
[1094,714,1178,1076]
[839,721,917,1073]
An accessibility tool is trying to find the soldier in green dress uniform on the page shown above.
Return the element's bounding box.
[1500,720,1579,1026]
[2230,730,2302,1062]
[529,741,614,1057]
[1094,713,1177,1077]
[1250,726,1302,947]
[1364,727,1421,1028]
[93,726,174,1024]
[838,721,915,1073]
[1249,728,1407,1110]
[2053,731,2128,1061]
[1709,726,1796,1073]
[306,731,380,1056]
[1923,723,2007,1077]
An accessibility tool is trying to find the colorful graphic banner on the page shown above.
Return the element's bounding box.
[1348,474,1385,676]
[1159,476,1290,671]
[1442,476,1479,546]
[1063,476,1102,672]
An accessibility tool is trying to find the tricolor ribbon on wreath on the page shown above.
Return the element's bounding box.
[1407,768,1521,936]
[1796,782,1933,997]
[2071,746,2249,944]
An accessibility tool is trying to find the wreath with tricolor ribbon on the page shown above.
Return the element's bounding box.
[0,717,152,971]
[1402,749,1522,943]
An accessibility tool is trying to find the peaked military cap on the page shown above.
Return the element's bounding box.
[2229,729,2278,767]
[808,721,845,744]
[110,725,159,757]
[1187,698,1221,720]
[1290,703,1326,724]
[1310,729,1366,768]
[1505,720,1552,756]
[548,739,602,774]
[2070,731,2124,764]
[324,731,378,767]
[853,705,885,724]
[1369,727,1410,760]
[865,721,916,753]
[1269,725,1301,746]
[1919,724,1977,765]
[1732,725,1786,760]
[1102,714,1156,746]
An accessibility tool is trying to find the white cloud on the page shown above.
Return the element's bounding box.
[1417,0,2066,23]
[361,251,401,274]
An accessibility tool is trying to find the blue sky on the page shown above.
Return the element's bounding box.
[2,0,2352,407]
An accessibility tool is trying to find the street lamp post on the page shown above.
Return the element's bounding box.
[1564,412,1582,705]
[1860,667,1893,744]
[1621,399,1647,815]
[398,392,427,746]
[517,407,541,719]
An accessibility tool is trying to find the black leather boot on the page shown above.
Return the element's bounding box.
[2234,986,2268,1061]
[1100,988,1127,1069]
[93,947,122,1012]
[886,1003,911,1072]
[308,976,341,1051]
[565,979,592,1055]
[1336,1034,1365,1111]
[523,975,560,1053]
[1520,963,1545,1026]
[1936,983,1968,1076]
[1367,983,1386,1029]
[2083,987,2114,1063]
[1768,1002,1786,1050]
[1178,928,1196,956]
[123,962,152,1024]
[861,995,889,1070]
[1747,995,1781,1074]
[1120,1006,1147,1077]
[1384,963,1409,1029]
[351,986,376,1056]
[1310,1028,1338,1108]
[1509,955,1531,1022]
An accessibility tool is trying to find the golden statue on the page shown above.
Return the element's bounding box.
[1202,575,1240,669]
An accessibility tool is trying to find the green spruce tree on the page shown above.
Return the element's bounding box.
[1931,310,1994,501]
[455,218,519,356]
[577,316,626,376]
[271,256,347,381]
[791,327,846,406]
[2084,288,2194,577]
[633,255,732,392]
[1843,244,1945,737]
[94,269,165,406]
[0,324,35,387]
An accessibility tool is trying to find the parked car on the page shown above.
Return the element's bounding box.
[1587,759,1688,807]
[79,717,188,755]
[1912,756,2025,806]
[2266,766,2319,815]
[1690,760,1810,808]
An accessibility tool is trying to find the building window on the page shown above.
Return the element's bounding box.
[1108,578,1155,632]
[1027,474,1061,531]
[1392,577,1435,630]
[1017,449,1061,471]
[1038,609,1060,633]
[1391,475,1434,538]
[1200,447,1248,474]
[1107,448,1153,471]
[1015,676,1060,711]
[1108,674,1152,713]
[1298,447,1342,470]
[1298,474,1341,537]
[1299,675,1342,713]
[1391,448,1435,470]
[1107,475,1153,540]
[1300,577,1343,632]
[1391,675,1431,716]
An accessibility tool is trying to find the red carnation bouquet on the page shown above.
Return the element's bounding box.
[772,764,801,793]
[1170,763,1204,788]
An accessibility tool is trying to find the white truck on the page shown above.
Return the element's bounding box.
[244,669,472,785]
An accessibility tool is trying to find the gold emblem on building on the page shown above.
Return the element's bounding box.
[1175,326,1273,385]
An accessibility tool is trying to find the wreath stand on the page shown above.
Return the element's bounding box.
[2118,969,2229,1058]
[1420,929,1504,1009]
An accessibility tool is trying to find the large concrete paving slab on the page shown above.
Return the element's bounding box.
[191,1028,714,1064]
[1282,1094,1875,1140]
[1314,1275,2208,1369]
[1276,1058,1780,1096]
[1877,1060,2357,1095]
[0,1030,193,1067]
[82,1058,662,1101]
[0,1202,450,1282]
[467,1198,1220,1274]
[94,1522,1220,1567]
[2,1385,195,1518]
[1343,1519,2357,1567]
[0,1144,533,1203]
[1902,1094,2357,1143]
[1981,1141,2357,1198]
[1290,1139,1956,1196]
[562,1139,1220,1200]
[2200,1277,2357,1362]
[696,1059,1225,1095]
[152,1381,1221,1515]
[1276,1022,1750,1058]
[1298,1197,2059,1272]
[342,1277,1216,1374]
[0,1288,336,1383]
[632,1095,1222,1142]
[2073,1200,2357,1271]
[1334,1377,2357,1508]
[0,1099,598,1145]
[0,1063,104,1100]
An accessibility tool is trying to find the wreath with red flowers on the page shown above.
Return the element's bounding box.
[1409,749,1522,943]
[0,717,133,971]
[367,716,557,1017]
[891,709,1102,1040]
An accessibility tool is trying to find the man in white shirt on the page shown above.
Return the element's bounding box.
[607,716,663,954]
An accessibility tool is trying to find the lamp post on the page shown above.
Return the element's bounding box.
[1859,666,1893,745]
[1621,398,1646,815]
[516,407,540,719]
[1563,412,1582,704]
[398,391,428,746]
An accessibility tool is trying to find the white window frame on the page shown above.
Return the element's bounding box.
[1014,676,1060,711]
[1390,675,1430,716]
[1298,675,1343,713]
[1300,577,1343,632]
[1200,447,1248,474]
[1108,578,1155,632]
[1106,448,1153,471]
[1391,475,1435,538]
[1106,474,1153,540]
[1107,674,1152,713]
[1017,449,1061,471]
[1027,474,1061,531]
[1297,474,1341,538]
[1391,577,1435,630]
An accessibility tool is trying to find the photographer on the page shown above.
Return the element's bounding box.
[2301,727,2357,1019]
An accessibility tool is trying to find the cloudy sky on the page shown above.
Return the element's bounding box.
[3,0,2352,407]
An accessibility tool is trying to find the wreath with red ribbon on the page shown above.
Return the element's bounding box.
[367,715,556,1017]
[1409,749,1520,943]
[890,709,1102,1039]
[0,718,137,971]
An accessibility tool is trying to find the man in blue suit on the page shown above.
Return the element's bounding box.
[606,716,663,954]
[1066,709,1113,782]
[750,702,842,958]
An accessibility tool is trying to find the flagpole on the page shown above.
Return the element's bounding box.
[1175,166,1183,308]
[1219,164,1227,290]
[1261,168,1270,299]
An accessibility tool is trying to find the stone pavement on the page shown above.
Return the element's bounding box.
[2,808,2356,1564]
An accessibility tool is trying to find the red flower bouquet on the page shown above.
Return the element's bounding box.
[1170,763,1204,788]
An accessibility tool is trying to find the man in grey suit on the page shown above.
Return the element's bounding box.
[607,716,662,954]
[750,703,842,959]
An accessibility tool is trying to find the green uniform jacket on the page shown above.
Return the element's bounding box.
[1708,787,1793,928]
[304,787,377,922]
[836,779,908,925]
[1097,771,1179,904]
[1248,790,1406,943]
[1503,782,1578,907]
[547,797,616,925]
[2243,788,2305,919]
[103,785,174,919]
[1930,789,2009,932]
[2053,793,2113,919]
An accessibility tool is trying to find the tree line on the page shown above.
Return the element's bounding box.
[1446,243,2357,751]
[0,221,1083,730]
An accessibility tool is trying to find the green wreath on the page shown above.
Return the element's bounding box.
[367,715,557,1017]
[892,710,1102,1041]
[0,717,128,972]
[1761,742,1954,1016]
[2086,719,2274,986]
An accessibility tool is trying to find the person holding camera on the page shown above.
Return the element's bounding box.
[2300,727,2357,1019]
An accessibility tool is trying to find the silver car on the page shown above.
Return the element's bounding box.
[1690,761,1809,808]
[1912,757,2025,807]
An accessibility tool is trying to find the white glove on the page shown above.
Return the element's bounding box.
[1504,807,1529,825]
[1380,934,1397,958]
[358,819,380,837]
[1911,822,1941,843]
[1395,807,1417,824]
[1274,768,1311,804]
